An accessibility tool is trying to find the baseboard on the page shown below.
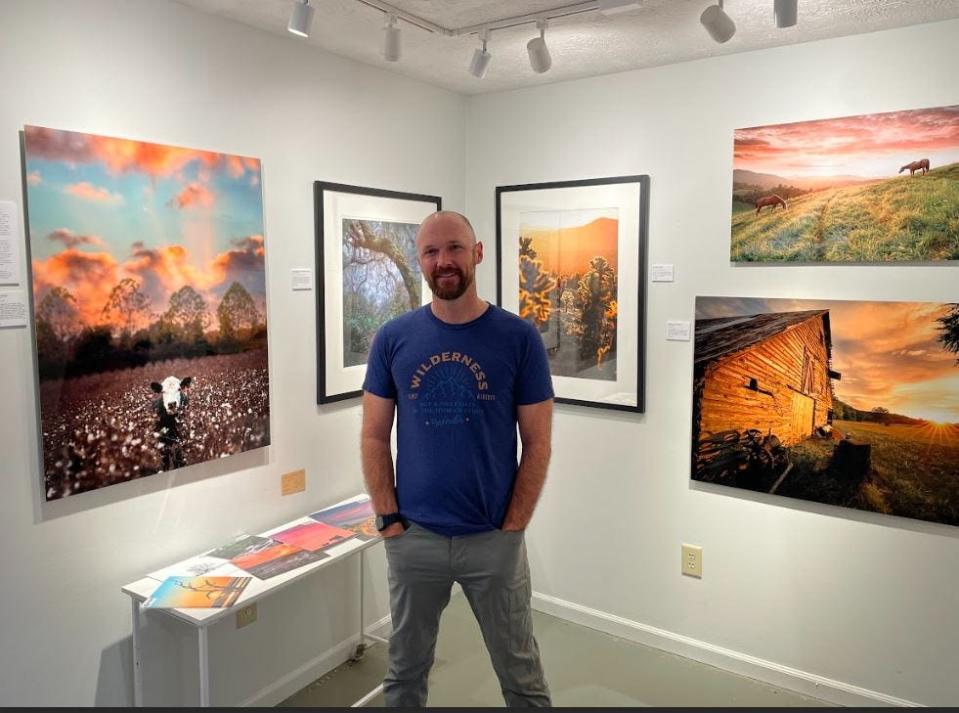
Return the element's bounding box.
[239,614,392,707]
[531,592,920,707]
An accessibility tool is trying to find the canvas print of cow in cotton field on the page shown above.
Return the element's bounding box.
[24,126,270,501]
[730,104,959,262]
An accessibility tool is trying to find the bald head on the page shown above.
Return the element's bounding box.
[417,211,477,246]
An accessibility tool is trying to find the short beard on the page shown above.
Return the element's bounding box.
[428,267,472,301]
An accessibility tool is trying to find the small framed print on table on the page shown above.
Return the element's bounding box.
[496,175,649,413]
[314,181,441,404]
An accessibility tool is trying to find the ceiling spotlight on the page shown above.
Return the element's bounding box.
[527,19,552,74]
[774,0,798,28]
[597,0,643,15]
[469,29,492,79]
[287,0,314,38]
[383,14,401,62]
[700,0,736,44]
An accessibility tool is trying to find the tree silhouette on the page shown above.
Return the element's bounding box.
[162,286,210,343]
[172,577,248,607]
[939,303,959,364]
[101,278,151,341]
[37,286,80,341]
[217,282,260,342]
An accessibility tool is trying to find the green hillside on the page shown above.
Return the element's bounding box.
[730,162,959,262]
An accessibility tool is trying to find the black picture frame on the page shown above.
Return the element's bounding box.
[314,181,441,404]
[496,175,649,413]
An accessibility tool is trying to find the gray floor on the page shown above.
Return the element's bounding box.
[280,593,831,707]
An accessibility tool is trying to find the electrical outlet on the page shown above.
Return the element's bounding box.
[281,469,306,496]
[236,603,257,629]
[682,544,702,578]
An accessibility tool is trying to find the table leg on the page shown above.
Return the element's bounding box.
[359,548,366,645]
[350,542,387,707]
[198,625,210,707]
[352,548,366,662]
[131,598,143,707]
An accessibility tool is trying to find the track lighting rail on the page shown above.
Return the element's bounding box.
[352,1,609,38]
[290,0,799,76]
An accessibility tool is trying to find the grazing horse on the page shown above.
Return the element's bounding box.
[151,376,192,471]
[755,194,787,214]
[899,158,930,176]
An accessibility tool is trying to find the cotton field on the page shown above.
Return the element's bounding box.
[40,350,270,501]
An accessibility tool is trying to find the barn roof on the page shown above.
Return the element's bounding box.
[695,309,832,366]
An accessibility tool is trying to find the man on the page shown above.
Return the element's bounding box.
[361,211,554,707]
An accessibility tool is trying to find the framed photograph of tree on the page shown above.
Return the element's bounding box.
[314,181,441,403]
[496,175,649,412]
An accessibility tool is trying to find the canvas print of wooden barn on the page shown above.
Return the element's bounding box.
[692,297,959,528]
[694,308,838,450]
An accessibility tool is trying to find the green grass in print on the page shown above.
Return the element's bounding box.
[785,420,959,526]
[731,163,959,262]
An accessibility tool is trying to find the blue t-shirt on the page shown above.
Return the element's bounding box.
[362,303,554,536]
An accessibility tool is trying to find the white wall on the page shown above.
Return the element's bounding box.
[0,0,465,706]
[466,19,959,707]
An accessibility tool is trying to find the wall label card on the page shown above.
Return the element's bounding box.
[0,200,20,285]
[651,263,674,282]
[291,268,313,291]
[666,320,691,341]
[0,290,27,328]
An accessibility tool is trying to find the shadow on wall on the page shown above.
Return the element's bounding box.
[94,637,134,706]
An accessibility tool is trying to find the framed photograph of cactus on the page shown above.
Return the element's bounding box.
[496,175,649,412]
[314,181,441,404]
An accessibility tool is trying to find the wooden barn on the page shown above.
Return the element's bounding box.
[692,310,842,458]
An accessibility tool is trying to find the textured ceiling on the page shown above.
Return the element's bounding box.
[175,0,959,95]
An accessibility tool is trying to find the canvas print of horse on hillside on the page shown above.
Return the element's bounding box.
[730,104,959,262]
[24,126,270,501]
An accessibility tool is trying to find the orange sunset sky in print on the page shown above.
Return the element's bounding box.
[697,298,959,424]
[734,105,959,178]
[25,126,265,329]
[521,211,618,276]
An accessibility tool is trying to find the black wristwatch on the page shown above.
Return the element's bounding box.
[375,513,407,531]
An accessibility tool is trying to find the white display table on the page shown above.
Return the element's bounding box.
[120,494,387,707]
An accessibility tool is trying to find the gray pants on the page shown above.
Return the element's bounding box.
[383,522,551,707]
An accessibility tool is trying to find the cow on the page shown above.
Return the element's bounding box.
[151,376,192,471]
[755,194,788,214]
[899,158,930,176]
